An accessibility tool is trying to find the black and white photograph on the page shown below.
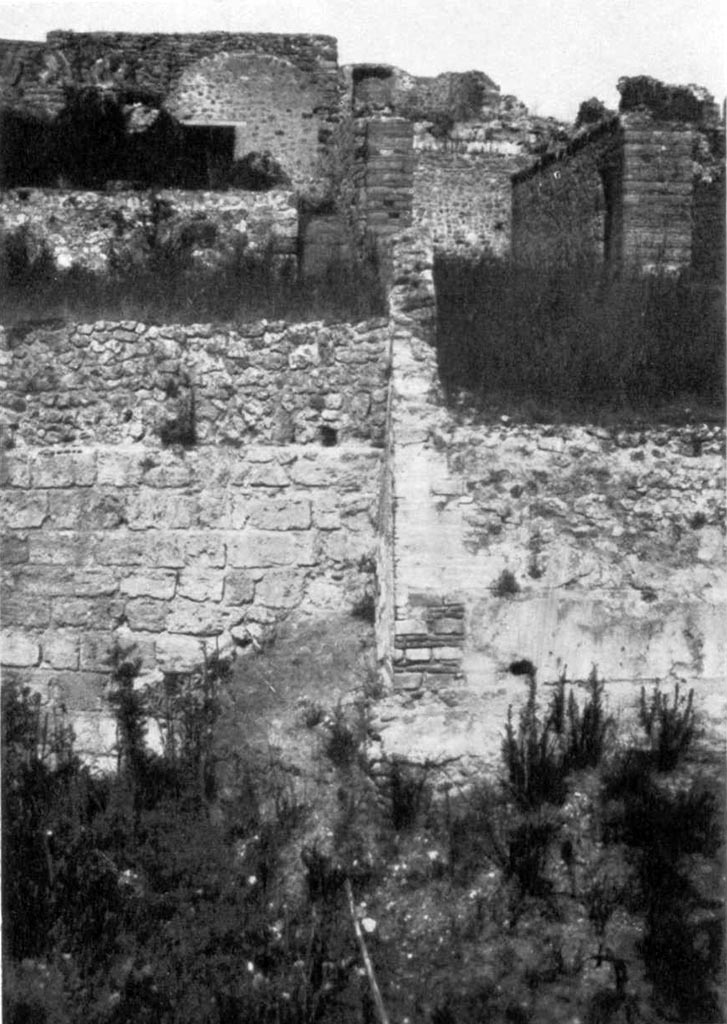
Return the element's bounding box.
[1,1,725,1021]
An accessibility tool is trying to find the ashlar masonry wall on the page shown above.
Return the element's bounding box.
[1,317,389,760]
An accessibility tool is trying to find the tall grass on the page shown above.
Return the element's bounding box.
[435,255,725,417]
[0,226,386,325]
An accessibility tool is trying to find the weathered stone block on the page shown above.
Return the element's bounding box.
[227,529,301,568]
[69,712,118,767]
[198,489,234,529]
[143,461,194,488]
[155,633,205,672]
[80,633,115,671]
[248,497,311,530]
[41,630,79,669]
[429,616,465,635]
[247,463,290,488]
[394,618,428,637]
[312,496,342,529]
[1,630,41,667]
[404,647,432,662]
[52,597,125,630]
[1,591,51,627]
[51,672,108,713]
[48,490,126,529]
[432,646,463,661]
[0,491,48,528]
[97,449,144,487]
[288,342,320,369]
[94,532,152,566]
[322,530,372,564]
[256,569,304,609]
[305,575,344,609]
[182,533,227,568]
[289,459,335,488]
[223,571,256,605]
[124,598,170,632]
[30,450,96,488]
[1,534,29,564]
[166,598,225,636]
[177,569,224,603]
[1,453,31,488]
[28,532,95,565]
[127,490,198,530]
[120,571,178,600]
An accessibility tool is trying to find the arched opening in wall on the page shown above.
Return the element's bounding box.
[228,151,290,191]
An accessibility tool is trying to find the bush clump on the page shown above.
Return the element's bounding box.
[1,649,358,1024]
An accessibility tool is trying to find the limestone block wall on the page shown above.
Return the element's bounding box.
[620,114,694,269]
[0,188,298,272]
[0,317,389,758]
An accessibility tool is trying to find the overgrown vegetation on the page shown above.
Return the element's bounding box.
[0,224,386,325]
[638,681,696,771]
[3,645,724,1024]
[1,649,363,1024]
[435,254,725,420]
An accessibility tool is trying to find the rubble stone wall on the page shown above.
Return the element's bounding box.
[0,188,299,272]
[413,146,516,257]
[1,318,389,448]
[0,317,389,759]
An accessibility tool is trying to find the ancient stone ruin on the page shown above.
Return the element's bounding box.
[1,32,725,776]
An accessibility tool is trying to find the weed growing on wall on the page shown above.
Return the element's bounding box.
[434,254,725,417]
